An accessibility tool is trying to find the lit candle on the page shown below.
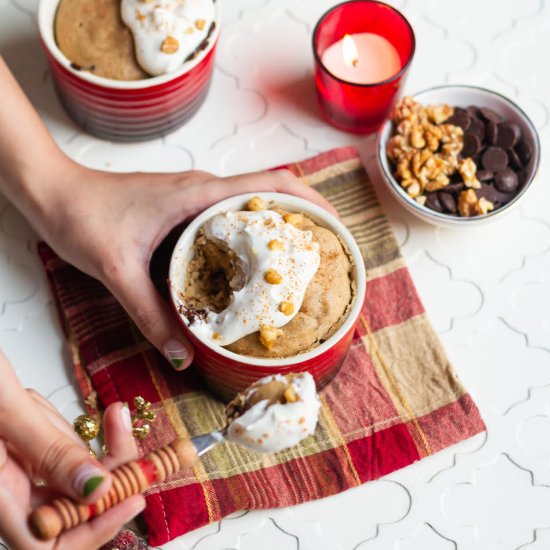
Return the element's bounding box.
[313,1,415,133]
[321,33,401,85]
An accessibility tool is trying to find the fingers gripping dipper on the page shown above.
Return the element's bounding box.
[30,372,320,540]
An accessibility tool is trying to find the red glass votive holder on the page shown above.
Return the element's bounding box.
[312,0,415,134]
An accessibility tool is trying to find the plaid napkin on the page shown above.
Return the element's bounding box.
[38,147,485,547]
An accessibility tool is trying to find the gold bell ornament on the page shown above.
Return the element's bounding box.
[72,396,157,455]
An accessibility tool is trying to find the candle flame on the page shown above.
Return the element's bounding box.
[342,34,359,68]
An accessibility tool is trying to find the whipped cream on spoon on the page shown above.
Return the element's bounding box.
[193,372,321,454]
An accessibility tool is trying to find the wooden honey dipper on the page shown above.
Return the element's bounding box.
[29,431,225,540]
[30,372,319,540]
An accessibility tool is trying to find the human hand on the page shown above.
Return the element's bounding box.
[33,160,337,371]
[0,59,336,370]
[0,350,145,550]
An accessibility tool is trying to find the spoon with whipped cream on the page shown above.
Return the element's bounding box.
[31,373,320,540]
[204,371,320,453]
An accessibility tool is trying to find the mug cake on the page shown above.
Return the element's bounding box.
[177,196,354,358]
[169,193,367,400]
[38,0,221,140]
[54,0,216,80]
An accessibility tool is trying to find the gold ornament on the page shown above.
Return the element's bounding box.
[73,414,100,458]
[132,425,151,440]
[134,396,146,409]
[72,396,158,451]
[131,396,157,440]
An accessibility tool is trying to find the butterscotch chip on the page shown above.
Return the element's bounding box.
[185,27,194,34]
[283,213,303,226]
[259,325,283,350]
[195,18,206,30]
[268,239,284,251]
[264,269,282,285]
[212,332,221,340]
[279,301,294,315]
[283,385,299,403]
[161,36,179,54]
[247,196,266,211]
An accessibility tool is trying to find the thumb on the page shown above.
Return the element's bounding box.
[108,262,194,370]
[0,379,111,504]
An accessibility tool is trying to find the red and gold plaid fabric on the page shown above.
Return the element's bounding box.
[38,147,485,547]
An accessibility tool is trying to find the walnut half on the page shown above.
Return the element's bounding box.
[458,189,494,217]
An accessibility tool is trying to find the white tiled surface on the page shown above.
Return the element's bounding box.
[1,1,550,548]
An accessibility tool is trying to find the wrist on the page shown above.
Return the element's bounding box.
[4,146,82,238]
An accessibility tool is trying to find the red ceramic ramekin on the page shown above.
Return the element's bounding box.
[38,0,221,142]
[169,193,367,401]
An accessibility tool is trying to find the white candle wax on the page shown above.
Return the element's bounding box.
[321,32,401,85]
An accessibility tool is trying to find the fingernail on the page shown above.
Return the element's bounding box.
[73,465,105,497]
[164,339,188,370]
[121,404,133,432]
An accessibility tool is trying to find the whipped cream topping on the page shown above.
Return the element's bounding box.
[188,210,320,346]
[121,0,215,76]
[226,373,320,453]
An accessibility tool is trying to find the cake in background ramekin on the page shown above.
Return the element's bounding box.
[38,0,221,141]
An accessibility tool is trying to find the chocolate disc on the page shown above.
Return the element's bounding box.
[516,140,532,165]
[476,169,494,182]
[473,150,484,166]
[486,121,499,145]
[507,148,522,170]
[425,192,444,213]
[462,133,481,158]
[482,146,508,172]
[497,123,520,149]
[476,182,497,203]
[445,181,466,193]
[501,122,521,143]
[495,167,519,193]
[480,107,502,123]
[493,188,516,204]
[448,109,471,131]
[439,192,457,213]
[467,105,482,119]
[518,169,529,189]
[468,118,486,141]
